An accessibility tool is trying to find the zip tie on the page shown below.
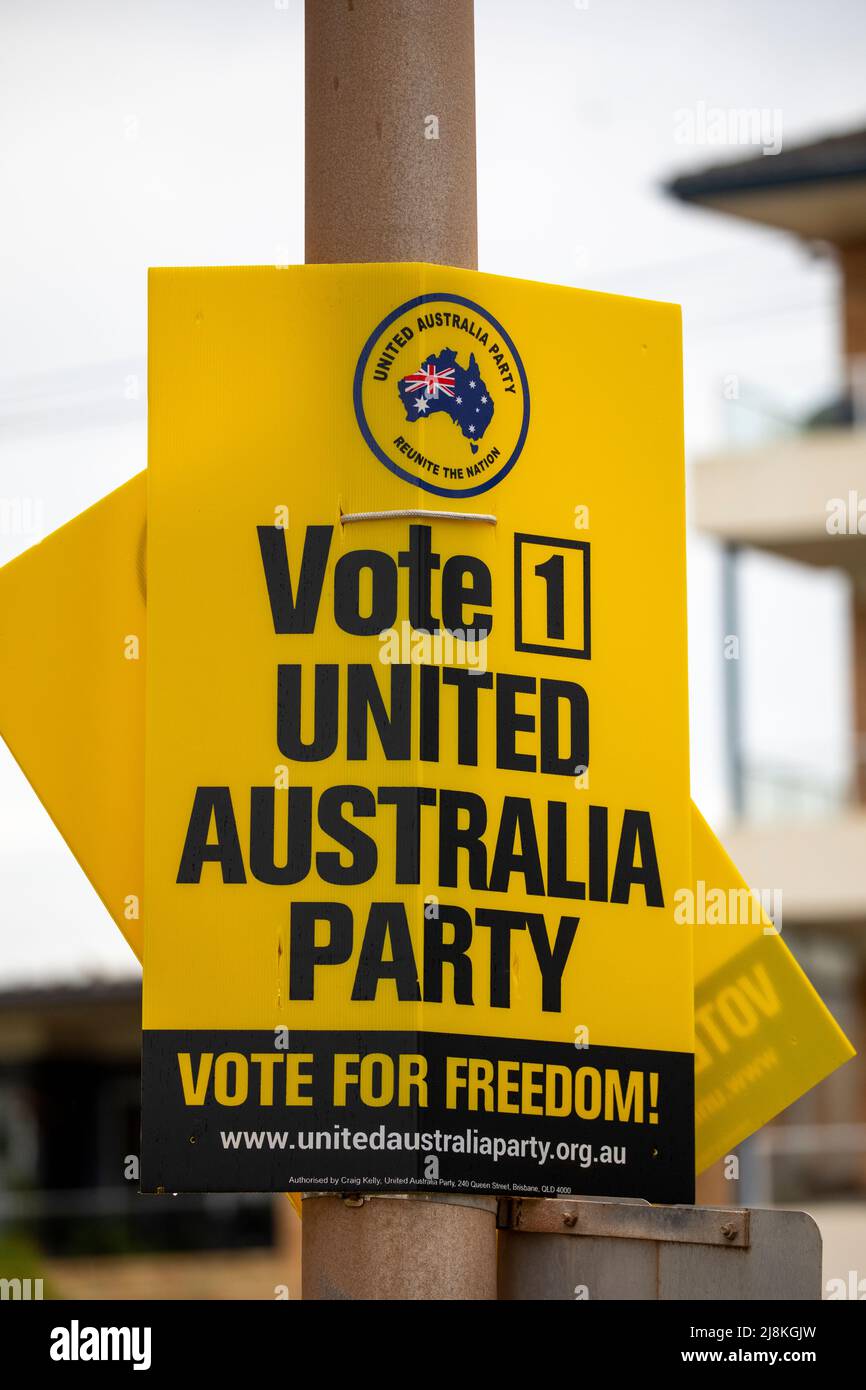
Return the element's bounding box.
[341,508,497,525]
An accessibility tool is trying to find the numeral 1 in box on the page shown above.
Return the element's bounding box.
[514,533,590,659]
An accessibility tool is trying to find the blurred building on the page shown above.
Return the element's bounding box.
[0,975,299,1296]
[669,128,866,1233]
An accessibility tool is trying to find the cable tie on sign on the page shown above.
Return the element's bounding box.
[341,508,497,525]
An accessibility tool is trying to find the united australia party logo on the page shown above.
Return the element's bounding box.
[353,292,530,499]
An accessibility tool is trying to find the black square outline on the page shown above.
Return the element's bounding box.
[514,532,591,659]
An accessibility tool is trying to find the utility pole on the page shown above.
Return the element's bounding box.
[305,0,477,268]
[300,0,496,1300]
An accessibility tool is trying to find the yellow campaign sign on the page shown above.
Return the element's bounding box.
[689,807,854,1171]
[0,289,853,1191]
[0,473,146,958]
[142,262,695,1201]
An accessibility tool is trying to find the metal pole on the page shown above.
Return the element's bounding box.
[305,0,478,268]
[301,0,495,1299]
[302,1194,497,1301]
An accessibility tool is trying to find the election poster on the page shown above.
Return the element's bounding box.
[141,263,695,1200]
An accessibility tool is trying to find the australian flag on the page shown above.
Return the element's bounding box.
[398,348,494,454]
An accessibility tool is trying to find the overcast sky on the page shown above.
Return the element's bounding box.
[1,0,863,982]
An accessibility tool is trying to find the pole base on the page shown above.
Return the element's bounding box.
[301,1193,497,1301]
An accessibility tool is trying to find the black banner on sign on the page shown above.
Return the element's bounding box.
[141,1030,694,1202]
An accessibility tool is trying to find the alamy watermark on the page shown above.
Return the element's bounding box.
[826,491,866,535]
[673,881,782,935]
[0,496,45,539]
[379,620,488,674]
[674,102,783,156]
[1,1276,43,1300]
[50,1322,151,1370]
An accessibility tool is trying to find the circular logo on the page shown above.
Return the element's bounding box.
[353,292,530,499]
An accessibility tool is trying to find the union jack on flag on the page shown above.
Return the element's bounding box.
[401,361,457,399]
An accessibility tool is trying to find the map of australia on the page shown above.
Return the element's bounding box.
[397,349,494,454]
